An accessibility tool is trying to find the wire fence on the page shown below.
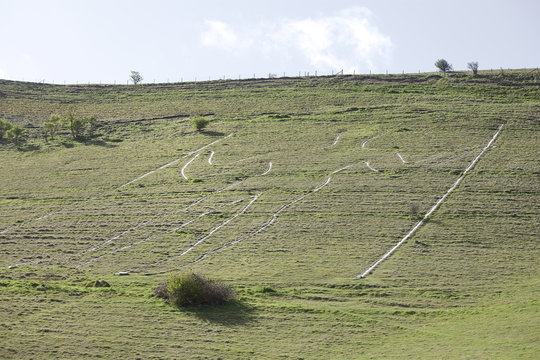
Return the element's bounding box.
[10,67,540,86]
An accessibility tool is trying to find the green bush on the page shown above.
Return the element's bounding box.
[0,118,13,139]
[85,116,97,136]
[6,125,26,145]
[43,114,62,140]
[154,273,235,307]
[191,117,210,131]
[65,110,87,138]
[255,286,276,294]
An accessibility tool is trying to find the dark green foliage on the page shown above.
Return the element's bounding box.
[435,59,453,76]
[65,109,87,138]
[46,111,97,139]
[155,273,235,307]
[86,116,97,136]
[255,286,276,294]
[0,118,13,138]
[191,117,210,131]
[6,125,26,145]
[85,280,111,287]
[43,114,62,140]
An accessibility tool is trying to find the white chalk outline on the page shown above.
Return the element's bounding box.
[365,162,378,172]
[208,151,214,165]
[396,152,407,163]
[181,153,200,180]
[261,162,272,176]
[120,133,233,187]
[143,164,354,275]
[330,133,342,148]
[77,197,250,268]
[361,134,380,149]
[1,133,236,236]
[81,159,273,257]
[357,124,504,279]
[123,193,262,274]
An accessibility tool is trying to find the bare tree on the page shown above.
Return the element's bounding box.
[434,59,453,76]
[130,70,143,85]
[467,61,479,76]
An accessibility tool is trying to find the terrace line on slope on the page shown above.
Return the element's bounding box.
[77,197,250,268]
[120,133,234,187]
[357,124,504,279]
[143,164,354,275]
[79,159,273,257]
[0,133,236,236]
[124,193,262,275]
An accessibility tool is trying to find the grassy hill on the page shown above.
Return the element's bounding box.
[0,70,539,359]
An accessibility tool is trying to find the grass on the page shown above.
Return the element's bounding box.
[0,70,538,359]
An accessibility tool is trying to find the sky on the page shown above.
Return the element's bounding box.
[0,0,538,84]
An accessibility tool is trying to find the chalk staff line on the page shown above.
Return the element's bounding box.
[357,124,504,279]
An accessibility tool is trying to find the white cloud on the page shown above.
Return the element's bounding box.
[272,7,392,72]
[200,20,250,53]
[200,7,392,72]
[0,67,5,79]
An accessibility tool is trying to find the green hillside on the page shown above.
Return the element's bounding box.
[0,71,539,359]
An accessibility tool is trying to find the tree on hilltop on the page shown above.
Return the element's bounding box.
[435,59,453,76]
[130,70,143,85]
[467,61,479,76]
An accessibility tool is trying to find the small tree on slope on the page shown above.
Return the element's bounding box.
[130,70,143,85]
[467,61,479,76]
[435,59,453,76]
